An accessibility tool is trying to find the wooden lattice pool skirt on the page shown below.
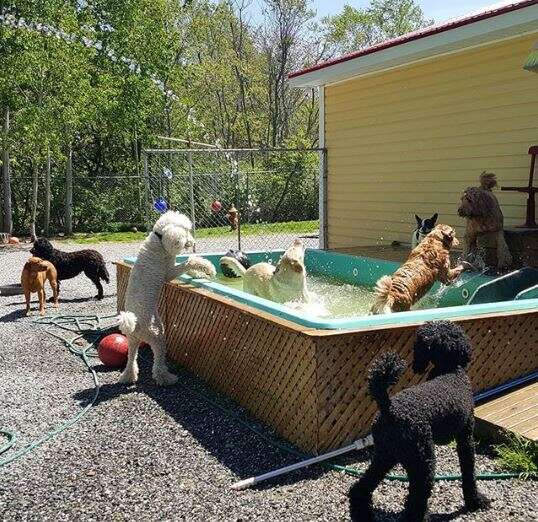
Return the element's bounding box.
[116,262,538,453]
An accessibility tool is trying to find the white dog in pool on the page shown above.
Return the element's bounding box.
[219,239,310,304]
[118,211,216,386]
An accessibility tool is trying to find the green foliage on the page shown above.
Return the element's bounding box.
[494,435,538,477]
[1,0,433,234]
[322,0,432,55]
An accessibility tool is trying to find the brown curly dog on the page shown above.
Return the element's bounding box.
[371,224,465,314]
[457,172,512,270]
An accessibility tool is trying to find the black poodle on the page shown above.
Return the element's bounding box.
[349,321,490,522]
[31,237,110,300]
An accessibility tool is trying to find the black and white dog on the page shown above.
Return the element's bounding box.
[411,213,438,249]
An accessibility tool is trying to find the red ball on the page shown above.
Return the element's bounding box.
[97,333,129,368]
[211,200,222,212]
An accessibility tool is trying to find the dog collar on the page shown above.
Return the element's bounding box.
[154,231,163,241]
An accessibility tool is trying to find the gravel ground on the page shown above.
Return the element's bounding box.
[0,241,536,521]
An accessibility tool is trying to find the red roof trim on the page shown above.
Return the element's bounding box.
[289,0,538,80]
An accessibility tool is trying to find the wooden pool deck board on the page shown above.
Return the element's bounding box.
[475,382,538,441]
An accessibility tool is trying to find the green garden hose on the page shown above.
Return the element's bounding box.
[0,313,532,483]
[0,430,16,457]
[0,314,116,468]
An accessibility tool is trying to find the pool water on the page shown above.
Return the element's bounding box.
[215,273,453,319]
[124,249,538,330]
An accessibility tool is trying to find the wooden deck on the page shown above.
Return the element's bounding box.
[475,382,538,441]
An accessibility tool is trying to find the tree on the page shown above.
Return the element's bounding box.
[322,0,432,56]
[0,0,437,234]
[258,0,318,147]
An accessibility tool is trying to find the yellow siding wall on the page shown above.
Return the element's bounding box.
[324,33,538,249]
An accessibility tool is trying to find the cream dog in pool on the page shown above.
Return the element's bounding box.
[220,240,309,304]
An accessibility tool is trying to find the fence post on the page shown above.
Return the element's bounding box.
[65,144,73,235]
[2,106,12,235]
[234,152,241,251]
[30,162,38,240]
[44,147,51,236]
[142,151,151,231]
[187,150,196,252]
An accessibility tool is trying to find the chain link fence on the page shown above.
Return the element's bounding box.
[144,148,323,253]
[2,146,324,254]
[1,151,145,236]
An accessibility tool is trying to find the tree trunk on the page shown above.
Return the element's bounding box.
[65,144,73,235]
[2,106,12,234]
[44,147,51,236]
[30,161,39,241]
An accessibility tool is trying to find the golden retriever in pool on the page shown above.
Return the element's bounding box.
[219,240,308,304]
[370,225,466,314]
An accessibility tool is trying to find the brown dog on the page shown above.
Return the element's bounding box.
[21,257,59,316]
[371,225,465,314]
[457,172,512,270]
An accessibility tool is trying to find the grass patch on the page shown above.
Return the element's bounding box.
[67,220,319,244]
[70,231,147,244]
[494,435,538,477]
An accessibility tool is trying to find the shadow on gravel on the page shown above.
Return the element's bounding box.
[430,508,467,521]
[0,308,26,322]
[358,507,465,522]
[92,363,122,374]
[346,503,466,521]
[72,354,329,485]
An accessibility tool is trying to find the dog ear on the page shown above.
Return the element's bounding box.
[440,227,457,247]
[414,321,471,373]
[288,259,304,273]
[430,213,438,224]
[415,214,422,226]
[412,334,430,374]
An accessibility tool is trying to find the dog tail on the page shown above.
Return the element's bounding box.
[118,311,137,335]
[368,352,406,413]
[479,171,497,191]
[219,256,247,277]
[99,264,110,284]
[370,276,395,315]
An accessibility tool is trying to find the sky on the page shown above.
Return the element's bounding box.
[312,1,513,22]
[248,1,514,24]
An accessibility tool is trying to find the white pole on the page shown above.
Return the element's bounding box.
[230,435,373,491]
[318,86,327,250]
[157,136,218,148]
[187,150,196,252]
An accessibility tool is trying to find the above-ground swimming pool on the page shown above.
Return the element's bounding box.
[125,248,538,330]
[117,249,538,452]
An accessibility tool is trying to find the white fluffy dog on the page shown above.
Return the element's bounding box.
[118,211,216,386]
[219,239,309,304]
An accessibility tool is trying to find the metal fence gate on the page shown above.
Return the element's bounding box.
[143,148,324,253]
